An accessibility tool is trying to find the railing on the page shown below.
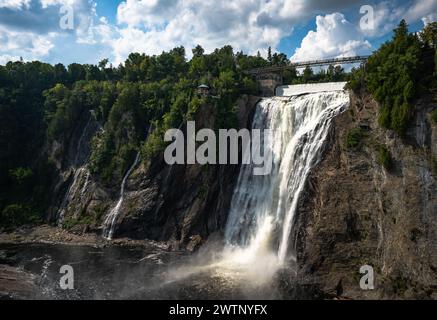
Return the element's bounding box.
[247,55,370,75]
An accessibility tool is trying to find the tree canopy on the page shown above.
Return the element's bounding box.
[348,20,436,136]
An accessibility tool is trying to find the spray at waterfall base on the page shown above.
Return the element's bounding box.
[164,90,350,285]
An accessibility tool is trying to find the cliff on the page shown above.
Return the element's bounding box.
[44,87,437,299]
[49,95,260,250]
[294,91,437,299]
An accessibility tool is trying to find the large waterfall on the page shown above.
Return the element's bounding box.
[103,152,141,240]
[224,89,349,264]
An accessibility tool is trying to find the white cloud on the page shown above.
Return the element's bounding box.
[108,0,368,64]
[0,25,55,62]
[422,13,437,25]
[406,0,437,22]
[0,54,22,64]
[360,0,437,37]
[109,0,294,64]
[1,0,436,66]
[291,12,371,62]
[84,0,437,65]
[0,0,99,64]
[0,0,30,10]
[39,0,75,8]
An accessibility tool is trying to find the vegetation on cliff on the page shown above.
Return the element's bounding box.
[1,20,435,228]
[348,20,437,136]
[0,45,268,226]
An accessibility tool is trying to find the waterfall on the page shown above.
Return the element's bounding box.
[75,117,92,166]
[225,90,349,263]
[57,167,88,225]
[103,152,141,240]
[57,115,93,224]
[80,170,90,198]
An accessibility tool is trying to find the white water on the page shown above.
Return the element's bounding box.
[103,152,141,240]
[80,170,90,198]
[57,115,93,224]
[276,82,347,97]
[57,167,88,225]
[224,90,349,269]
[75,117,92,166]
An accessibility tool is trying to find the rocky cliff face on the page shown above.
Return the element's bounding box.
[294,91,437,299]
[49,95,260,250]
[47,88,436,299]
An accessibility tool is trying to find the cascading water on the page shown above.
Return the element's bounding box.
[103,152,141,240]
[75,117,92,166]
[57,115,93,224]
[57,167,88,224]
[224,89,349,266]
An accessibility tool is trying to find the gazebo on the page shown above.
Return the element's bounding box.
[197,84,210,96]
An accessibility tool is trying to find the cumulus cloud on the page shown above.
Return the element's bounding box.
[107,0,367,64]
[360,0,437,37]
[422,13,437,25]
[406,0,437,22]
[1,0,436,66]
[292,0,437,62]
[0,0,98,63]
[110,0,291,63]
[0,0,31,10]
[0,25,55,62]
[291,12,371,62]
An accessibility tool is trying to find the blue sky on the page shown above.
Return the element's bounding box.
[0,0,435,65]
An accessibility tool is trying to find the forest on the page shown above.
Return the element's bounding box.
[348,20,437,136]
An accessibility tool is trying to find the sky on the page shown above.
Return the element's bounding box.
[0,0,436,66]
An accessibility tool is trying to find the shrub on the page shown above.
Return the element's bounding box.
[392,276,409,295]
[410,228,422,242]
[346,67,363,93]
[377,145,392,170]
[9,167,33,186]
[62,213,95,230]
[0,204,42,228]
[431,108,437,123]
[432,156,437,175]
[142,122,168,160]
[346,128,364,149]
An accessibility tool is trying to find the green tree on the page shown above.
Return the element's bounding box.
[420,22,437,48]
[302,66,314,82]
[192,45,205,57]
[362,20,432,136]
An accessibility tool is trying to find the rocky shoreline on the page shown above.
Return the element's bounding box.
[0,225,171,250]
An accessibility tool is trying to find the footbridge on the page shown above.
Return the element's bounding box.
[249,55,369,96]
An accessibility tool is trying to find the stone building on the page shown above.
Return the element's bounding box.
[256,73,283,97]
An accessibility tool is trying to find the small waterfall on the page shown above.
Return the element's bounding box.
[80,170,90,198]
[103,152,141,240]
[57,167,88,224]
[225,90,349,263]
[57,115,93,224]
[75,117,92,166]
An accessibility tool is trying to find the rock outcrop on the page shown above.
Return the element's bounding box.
[51,95,260,249]
[115,95,260,248]
[294,91,437,299]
